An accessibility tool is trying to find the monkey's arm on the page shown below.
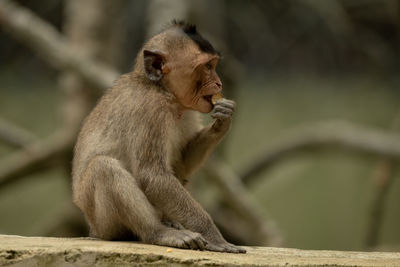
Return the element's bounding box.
[177,125,220,180]
[178,99,235,179]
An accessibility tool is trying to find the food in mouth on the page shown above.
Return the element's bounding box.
[211,93,223,105]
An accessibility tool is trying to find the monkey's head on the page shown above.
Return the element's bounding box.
[140,21,222,113]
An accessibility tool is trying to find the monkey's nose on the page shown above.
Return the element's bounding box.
[216,82,222,88]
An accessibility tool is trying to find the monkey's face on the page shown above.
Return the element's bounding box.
[165,51,223,114]
[143,35,222,113]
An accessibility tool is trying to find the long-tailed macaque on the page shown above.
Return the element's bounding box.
[72,21,245,253]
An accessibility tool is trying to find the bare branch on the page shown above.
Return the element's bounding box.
[204,156,283,246]
[0,0,124,188]
[0,0,119,90]
[0,131,74,187]
[0,118,37,148]
[240,121,400,184]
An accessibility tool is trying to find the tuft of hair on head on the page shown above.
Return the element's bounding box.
[170,19,197,34]
[168,19,220,55]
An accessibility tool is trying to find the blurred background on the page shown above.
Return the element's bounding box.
[0,0,399,252]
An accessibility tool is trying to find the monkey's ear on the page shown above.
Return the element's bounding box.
[143,50,167,82]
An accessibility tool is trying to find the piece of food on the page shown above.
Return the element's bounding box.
[166,248,173,253]
[211,93,224,105]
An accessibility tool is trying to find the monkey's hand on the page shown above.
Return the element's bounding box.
[210,98,235,134]
[205,242,246,254]
[150,228,208,251]
[202,227,246,253]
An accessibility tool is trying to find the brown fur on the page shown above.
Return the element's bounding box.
[72,23,245,253]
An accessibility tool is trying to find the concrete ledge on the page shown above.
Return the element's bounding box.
[1,235,400,266]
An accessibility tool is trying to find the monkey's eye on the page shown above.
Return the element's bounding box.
[205,62,212,70]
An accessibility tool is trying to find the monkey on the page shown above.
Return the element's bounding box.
[72,20,245,253]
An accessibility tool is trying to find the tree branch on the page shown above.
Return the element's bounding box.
[0,0,123,188]
[0,0,119,90]
[0,118,37,148]
[0,131,74,188]
[204,156,283,246]
[240,121,400,184]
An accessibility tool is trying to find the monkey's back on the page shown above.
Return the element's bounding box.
[71,74,202,194]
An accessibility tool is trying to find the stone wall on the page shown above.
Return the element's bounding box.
[1,235,400,266]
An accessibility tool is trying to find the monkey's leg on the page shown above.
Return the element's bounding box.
[141,171,245,253]
[162,217,185,230]
[75,156,207,250]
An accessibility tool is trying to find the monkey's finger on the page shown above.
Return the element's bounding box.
[175,239,189,249]
[226,243,246,253]
[211,112,231,120]
[182,235,199,250]
[227,242,246,251]
[214,99,236,111]
[236,246,247,253]
[181,230,203,250]
[221,245,238,253]
[213,105,233,115]
[204,243,226,253]
[225,243,246,254]
[193,235,207,251]
[223,244,246,254]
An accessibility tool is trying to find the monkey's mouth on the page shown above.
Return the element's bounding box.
[202,95,213,104]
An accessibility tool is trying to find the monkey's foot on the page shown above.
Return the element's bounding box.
[150,229,207,251]
[161,219,185,230]
[205,242,246,254]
